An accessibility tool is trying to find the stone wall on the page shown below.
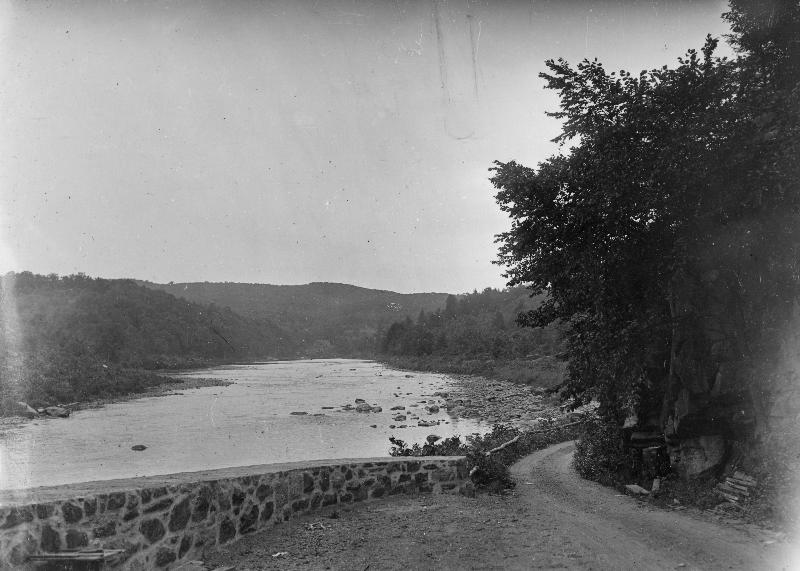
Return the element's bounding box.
[0,456,468,569]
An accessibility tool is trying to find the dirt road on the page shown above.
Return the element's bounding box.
[207,442,796,570]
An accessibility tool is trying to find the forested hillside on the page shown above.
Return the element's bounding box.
[379,287,565,386]
[0,272,294,410]
[381,287,558,358]
[143,281,449,357]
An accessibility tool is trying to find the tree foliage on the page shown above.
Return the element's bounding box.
[379,287,560,360]
[0,272,295,408]
[492,2,800,427]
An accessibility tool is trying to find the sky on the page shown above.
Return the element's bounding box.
[0,0,733,294]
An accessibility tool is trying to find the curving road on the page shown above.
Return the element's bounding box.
[209,440,797,570]
[508,441,795,570]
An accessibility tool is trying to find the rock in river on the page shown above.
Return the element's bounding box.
[131,445,147,451]
[355,403,373,413]
[44,406,70,418]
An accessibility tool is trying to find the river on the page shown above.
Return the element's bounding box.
[0,359,486,490]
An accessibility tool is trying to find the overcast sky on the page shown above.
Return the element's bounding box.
[0,0,732,293]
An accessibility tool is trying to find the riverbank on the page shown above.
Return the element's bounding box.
[380,354,566,388]
[0,375,233,431]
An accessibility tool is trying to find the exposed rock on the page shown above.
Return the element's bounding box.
[14,402,38,419]
[355,398,366,404]
[131,445,147,451]
[355,403,373,413]
[418,420,437,427]
[425,405,440,413]
[371,406,382,413]
[290,411,308,415]
[426,435,442,444]
[390,405,405,411]
[673,435,726,478]
[624,484,650,495]
[393,415,407,422]
[44,406,70,418]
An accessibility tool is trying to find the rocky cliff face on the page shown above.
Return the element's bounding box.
[634,268,800,483]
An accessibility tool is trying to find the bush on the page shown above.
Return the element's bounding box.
[389,422,583,492]
[573,418,637,486]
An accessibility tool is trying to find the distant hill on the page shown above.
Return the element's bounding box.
[140,281,450,357]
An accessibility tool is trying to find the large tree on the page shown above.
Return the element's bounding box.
[493,1,800,480]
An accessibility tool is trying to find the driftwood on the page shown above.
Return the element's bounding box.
[485,435,521,457]
[483,419,587,458]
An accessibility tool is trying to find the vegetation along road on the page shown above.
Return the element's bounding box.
[208,441,795,570]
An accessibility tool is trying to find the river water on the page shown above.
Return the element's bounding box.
[0,359,486,490]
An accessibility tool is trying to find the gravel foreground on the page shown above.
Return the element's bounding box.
[206,442,797,571]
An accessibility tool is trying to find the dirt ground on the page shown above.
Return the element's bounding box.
[205,441,797,570]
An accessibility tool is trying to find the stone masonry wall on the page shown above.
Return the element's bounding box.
[0,456,468,569]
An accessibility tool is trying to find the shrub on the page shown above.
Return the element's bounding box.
[573,418,637,486]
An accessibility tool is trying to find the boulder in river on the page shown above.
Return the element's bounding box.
[44,406,70,418]
[131,445,147,451]
[426,434,442,444]
[390,405,405,411]
[355,403,373,413]
[15,402,38,419]
[290,411,308,415]
[371,406,382,413]
[355,398,366,404]
[424,405,440,414]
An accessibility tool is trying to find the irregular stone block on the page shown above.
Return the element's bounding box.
[405,461,421,473]
[155,546,176,567]
[140,519,166,544]
[83,498,97,517]
[239,505,259,534]
[66,529,89,549]
[218,518,236,544]
[144,497,174,514]
[123,509,140,522]
[106,492,126,511]
[231,489,245,507]
[303,472,315,493]
[179,534,193,559]
[1,507,34,529]
[260,501,274,523]
[35,504,55,520]
[93,520,117,538]
[40,524,60,552]
[169,497,192,532]
[273,482,288,509]
[256,483,272,503]
[192,493,210,523]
